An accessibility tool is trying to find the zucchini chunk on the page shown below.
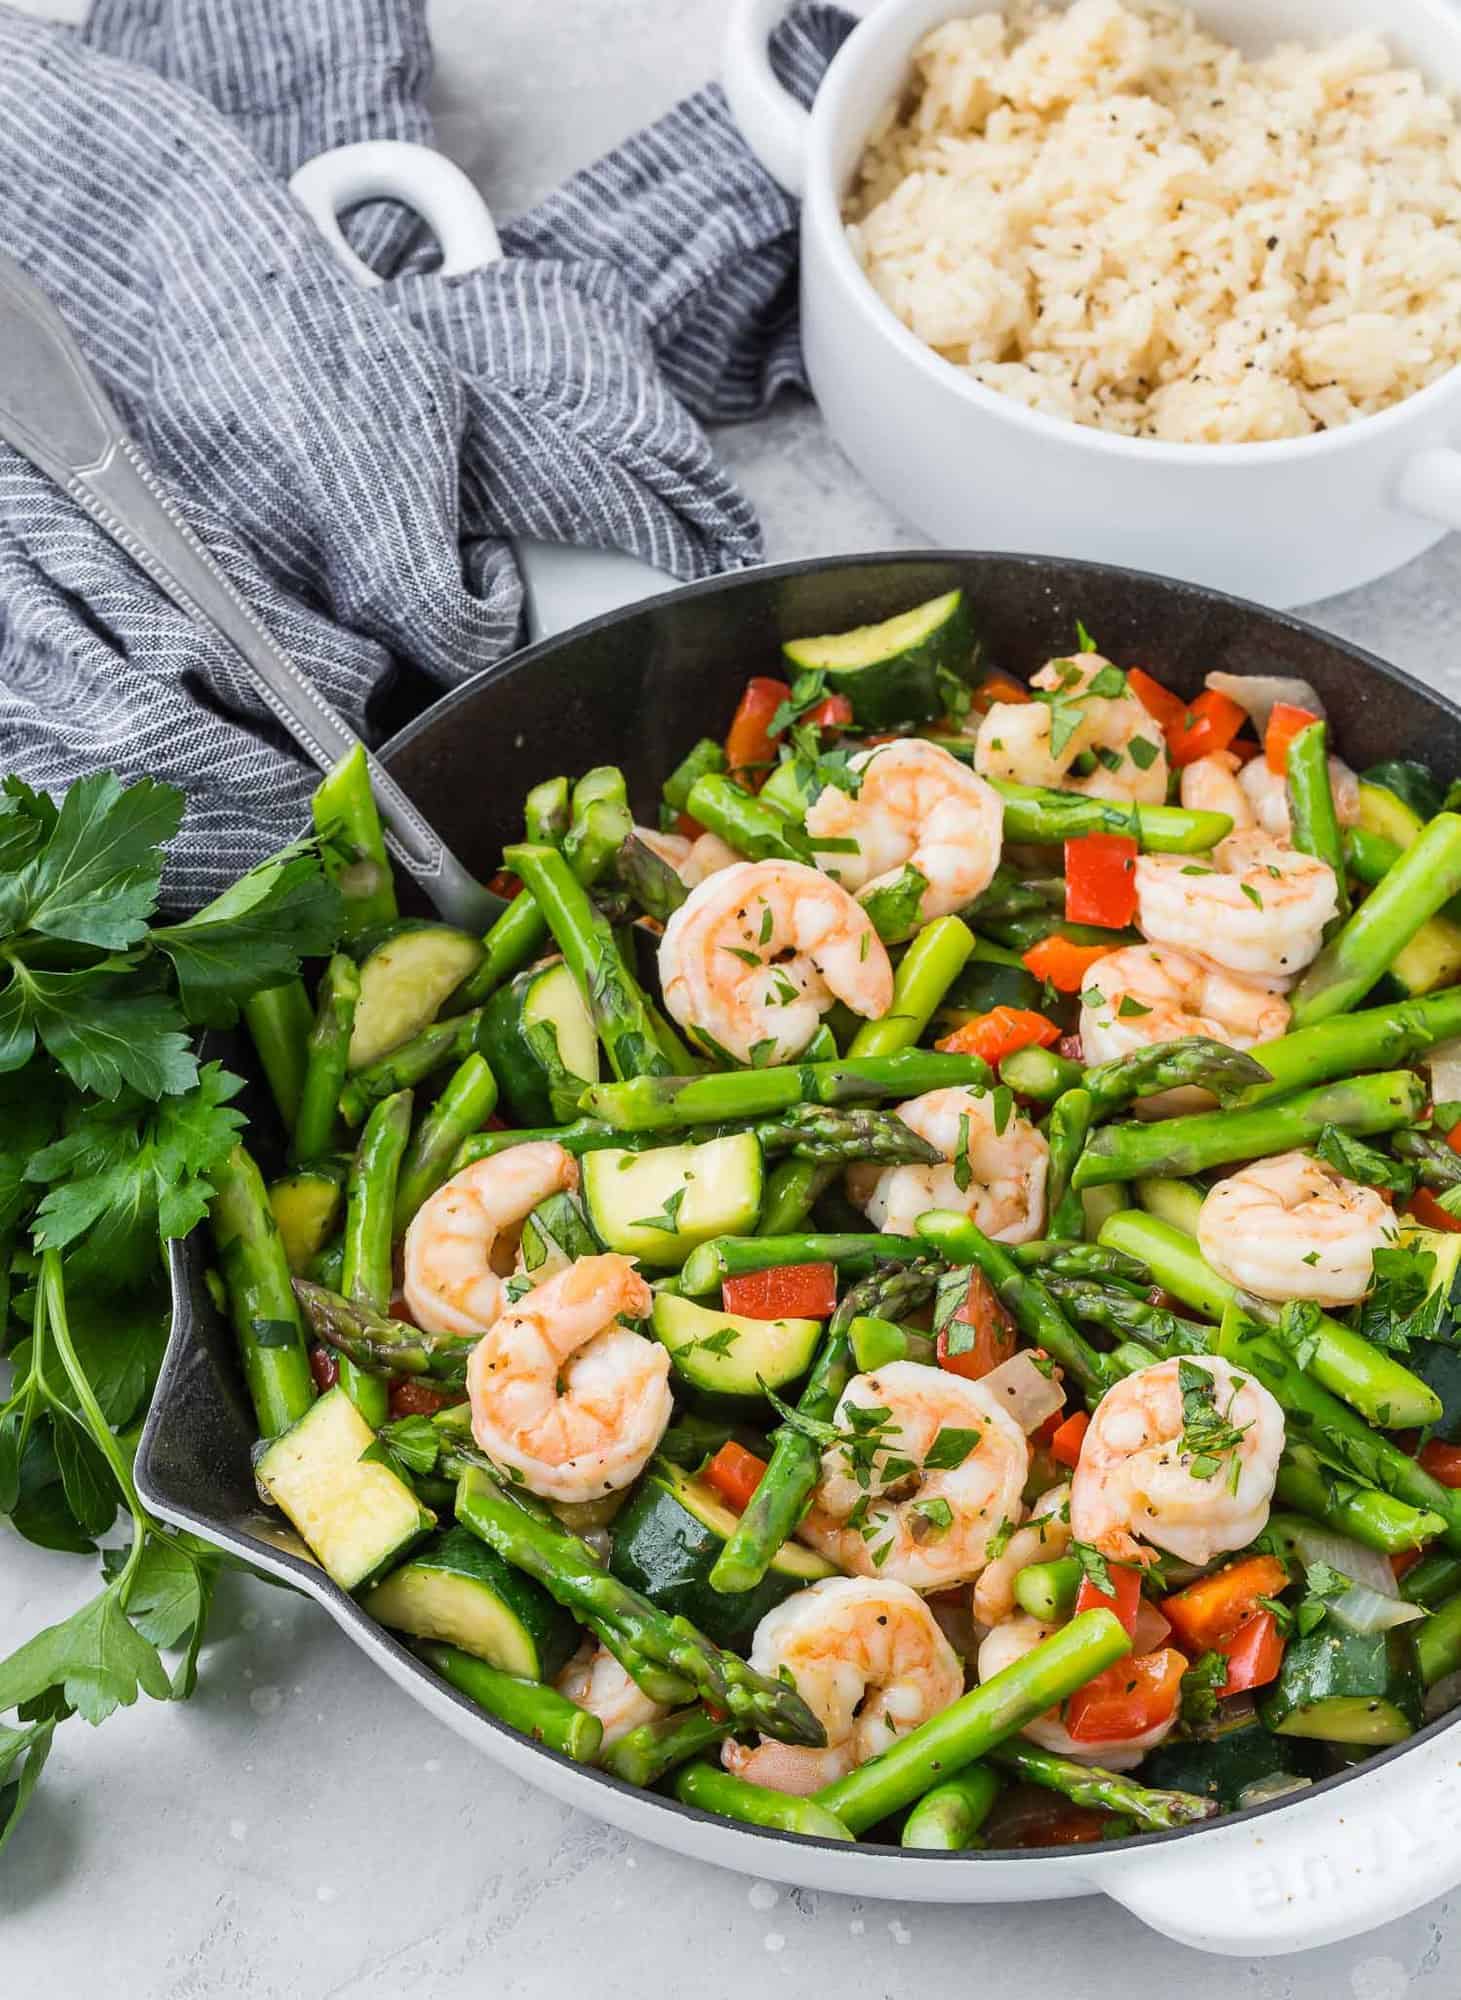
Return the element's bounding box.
[581,1134,763,1268]
[1379,913,1461,1000]
[609,1461,835,1649]
[256,1388,434,1591]
[363,1526,577,1679]
[484,959,599,1125]
[1360,761,1444,827]
[781,589,974,729]
[348,922,485,1069]
[519,1189,601,1282]
[268,1161,347,1276]
[651,1291,822,1403]
[1140,1717,1318,1812]
[1260,1624,1421,1746]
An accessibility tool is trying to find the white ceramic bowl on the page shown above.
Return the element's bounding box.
[724,0,1461,606]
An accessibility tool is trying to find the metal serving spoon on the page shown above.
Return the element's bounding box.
[0,248,501,932]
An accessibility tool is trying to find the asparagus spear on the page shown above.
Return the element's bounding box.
[338,1007,487,1127]
[1236,987,1461,1104]
[848,1315,938,1371]
[1046,1087,1093,1238]
[679,1231,934,1297]
[524,775,571,848]
[209,1143,316,1437]
[758,1159,840,1235]
[1010,1241,1150,1283]
[393,1054,499,1231]
[1402,1551,1461,1606]
[684,773,805,864]
[311,742,399,939]
[990,781,1231,854]
[900,1765,1001,1850]
[580,1048,992,1131]
[999,1044,1084,1103]
[846,915,975,1057]
[1013,1557,1081,1623]
[600,1706,732,1786]
[453,1468,825,1743]
[1292,813,1461,1024]
[814,1611,1132,1833]
[504,841,673,1081]
[1096,1209,1442,1429]
[1286,720,1350,930]
[986,1741,1215,1832]
[615,833,689,925]
[662,738,726,817]
[1043,1274,1212,1360]
[914,1211,1118,1397]
[1274,1444,1446,1556]
[338,1090,413,1424]
[1417,1590,1461,1689]
[1082,1037,1272,1114]
[1391,1128,1461,1189]
[454,1119,658,1169]
[709,1262,944,1595]
[416,1642,602,1762]
[675,1762,854,1841]
[290,956,361,1163]
[243,979,314,1131]
[748,1105,941,1164]
[294,1280,467,1383]
[1073,1070,1426,1188]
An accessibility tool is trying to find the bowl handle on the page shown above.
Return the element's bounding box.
[723,0,814,194]
[289,139,673,638]
[1396,447,1461,533]
[1093,1724,1461,1956]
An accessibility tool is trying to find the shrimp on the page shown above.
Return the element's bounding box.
[1070,1355,1285,1567]
[977,1614,1176,1770]
[721,1577,964,1795]
[658,859,894,1067]
[974,655,1170,805]
[802,739,1004,934]
[465,1253,671,1503]
[633,825,740,888]
[403,1142,578,1338]
[1134,829,1338,987]
[798,1361,1029,1590]
[1079,943,1289,1116]
[1239,755,1361,841]
[857,1085,1049,1244]
[1179,750,1256,830]
[556,1644,666,1748]
[1197,1150,1398,1307]
[972,1481,1071,1627]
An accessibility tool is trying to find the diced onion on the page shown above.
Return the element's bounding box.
[980,1352,1067,1434]
[1424,1670,1461,1723]
[1236,1774,1313,1810]
[1132,1598,1173,1653]
[1427,1037,1461,1107]
[1204,672,1326,734]
[1290,1523,1397,1599]
[1324,1583,1425,1637]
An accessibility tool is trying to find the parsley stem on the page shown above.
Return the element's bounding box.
[40,1251,149,1581]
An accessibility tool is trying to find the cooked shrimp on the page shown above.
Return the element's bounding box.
[797,1360,1030,1590]
[1239,755,1361,840]
[633,825,740,888]
[975,655,1169,805]
[403,1142,578,1338]
[556,1643,666,1748]
[858,1085,1049,1243]
[466,1253,670,1503]
[803,739,1004,935]
[1070,1355,1285,1567]
[1135,829,1338,987]
[722,1577,963,1795]
[658,859,894,1066]
[1197,1150,1398,1307]
[977,1614,1176,1771]
[1179,750,1256,830]
[972,1481,1071,1627]
[1079,943,1289,1115]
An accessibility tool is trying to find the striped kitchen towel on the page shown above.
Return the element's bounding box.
[0,0,852,899]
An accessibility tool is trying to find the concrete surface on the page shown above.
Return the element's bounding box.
[3,1,1461,1993]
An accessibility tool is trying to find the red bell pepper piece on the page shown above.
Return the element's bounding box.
[1020,936,1115,993]
[1049,1409,1090,1469]
[1166,688,1248,769]
[1217,1609,1285,1696]
[308,1344,339,1394]
[1390,1548,1425,1581]
[704,1440,769,1513]
[936,1268,1017,1383]
[1405,1188,1461,1234]
[1418,1438,1461,1488]
[721,1261,838,1321]
[1265,702,1322,774]
[725,677,791,788]
[1065,1647,1187,1745]
[1160,1554,1289,1651]
[968,671,1034,716]
[806,693,854,730]
[1064,834,1139,929]
[1074,1559,1143,1638]
[389,1380,460,1420]
[1126,667,1187,732]
[935,1005,1059,1066]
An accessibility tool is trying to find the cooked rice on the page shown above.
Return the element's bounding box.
[844,0,1461,442]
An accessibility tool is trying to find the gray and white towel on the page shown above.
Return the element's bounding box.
[0,0,850,899]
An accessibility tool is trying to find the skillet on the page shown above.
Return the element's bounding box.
[136,548,1461,1957]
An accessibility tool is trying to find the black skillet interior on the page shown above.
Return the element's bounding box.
[140,550,1461,1854]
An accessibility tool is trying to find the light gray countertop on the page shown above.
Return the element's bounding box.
[4,1,1461,1992]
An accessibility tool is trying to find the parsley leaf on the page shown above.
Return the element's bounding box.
[0,773,182,951]
[1179,1651,1229,1727]
[151,842,342,1028]
[924,1426,981,1471]
[1314,1123,1414,1197]
[1177,1357,1250,1478]
[1071,1539,1115,1596]
[629,1185,688,1235]
[1359,1244,1447,1354]
[953,1111,973,1194]
[0,961,197,1100]
[1075,620,1098,654]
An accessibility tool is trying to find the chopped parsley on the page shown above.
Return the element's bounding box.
[1178,1650,1229,1727]
[1116,995,1152,1018]
[1177,1357,1251,1483]
[692,1325,739,1360]
[1239,882,1264,909]
[924,1425,981,1472]
[629,1185,687,1234]
[1314,1122,1415,1197]
[1127,734,1160,771]
[953,1111,973,1194]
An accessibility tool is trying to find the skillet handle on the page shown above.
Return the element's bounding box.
[288,140,674,640]
[1092,1723,1461,1956]
[1396,447,1461,534]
